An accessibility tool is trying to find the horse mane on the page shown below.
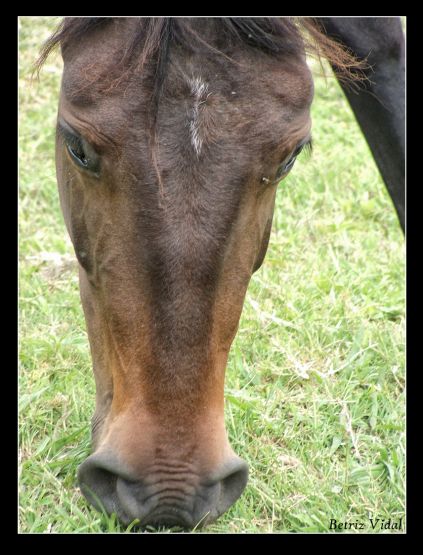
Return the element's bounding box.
[35,17,367,99]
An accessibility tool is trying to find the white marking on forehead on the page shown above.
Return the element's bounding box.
[188,76,211,157]
[190,76,209,101]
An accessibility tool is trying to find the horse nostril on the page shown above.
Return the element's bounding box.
[214,458,249,517]
[77,452,137,522]
[218,461,248,514]
[193,457,249,526]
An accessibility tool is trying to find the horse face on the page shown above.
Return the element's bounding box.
[56,18,313,527]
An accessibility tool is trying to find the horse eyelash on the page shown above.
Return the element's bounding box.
[299,137,313,158]
[57,123,83,150]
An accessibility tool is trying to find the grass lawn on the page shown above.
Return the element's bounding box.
[19,17,405,533]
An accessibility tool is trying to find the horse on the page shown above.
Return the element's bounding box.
[36,17,405,529]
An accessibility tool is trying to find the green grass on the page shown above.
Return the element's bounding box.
[19,17,405,534]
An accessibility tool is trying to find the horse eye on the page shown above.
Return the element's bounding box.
[283,155,297,172]
[58,119,100,175]
[276,143,305,180]
[67,140,88,168]
[63,134,100,175]
[276,155,296,180]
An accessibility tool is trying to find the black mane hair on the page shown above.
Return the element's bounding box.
[36,17,366,114]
